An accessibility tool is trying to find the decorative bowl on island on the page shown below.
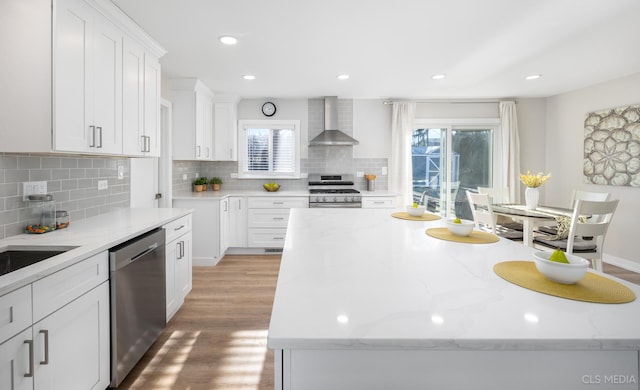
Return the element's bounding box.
[406,204,426,217]
[263,183,280,192]
[533,251,589,284]
[445,219,474,236]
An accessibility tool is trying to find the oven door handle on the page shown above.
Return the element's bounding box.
[310,203,361,208]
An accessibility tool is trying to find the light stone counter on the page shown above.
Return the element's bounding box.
[268,208,640,389]
[0,208,191,295]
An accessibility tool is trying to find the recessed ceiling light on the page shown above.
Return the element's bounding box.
[219,36,238,45]
[431,74,446,80]
[242,75,255,80]
[337,74,350,80]
[525,74,542,80]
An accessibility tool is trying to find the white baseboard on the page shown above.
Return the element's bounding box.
[193,256,221,266]
[604,253,640,273]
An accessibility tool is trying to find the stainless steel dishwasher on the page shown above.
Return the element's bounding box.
[109,228,166,388]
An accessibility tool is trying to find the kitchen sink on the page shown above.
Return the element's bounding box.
[0,246,78,276]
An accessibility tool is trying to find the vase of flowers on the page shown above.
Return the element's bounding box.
[520,171,551,210]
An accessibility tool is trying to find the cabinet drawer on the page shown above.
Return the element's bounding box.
[248,209,291,228]
[164,214,192,243]
[0,285,32,344]
[248,197,308,209]
[32,251,108,322]
[362,197,397,209]
[248,228,287,248]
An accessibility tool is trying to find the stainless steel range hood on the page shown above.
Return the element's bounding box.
[309,96,359,146]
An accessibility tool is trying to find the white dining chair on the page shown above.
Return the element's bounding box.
[537,190,611,236]
[466,191,523,241]
[533,199,619,272]
[477,186,523,231]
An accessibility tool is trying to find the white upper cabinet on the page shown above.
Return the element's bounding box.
[122,37,162,157]
[213,95,239,161]
[0,0,165,156]
[172,79,214,160]
[55,0,123,154]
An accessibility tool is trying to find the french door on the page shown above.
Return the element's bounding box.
[412,122,496,219]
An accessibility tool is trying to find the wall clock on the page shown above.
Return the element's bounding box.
[262,101,276,117]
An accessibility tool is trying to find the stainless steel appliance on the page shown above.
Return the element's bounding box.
[309,174,361,208]
[109,228,166,388]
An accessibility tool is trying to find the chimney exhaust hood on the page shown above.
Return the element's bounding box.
[309,96,359,146]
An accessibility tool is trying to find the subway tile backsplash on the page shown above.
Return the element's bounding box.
[0,153,130,239]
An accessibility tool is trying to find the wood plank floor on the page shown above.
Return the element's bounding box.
[117,255,639,390]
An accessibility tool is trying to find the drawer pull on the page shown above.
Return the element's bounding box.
[174,225,185,231]
[273,237,284,240]
[272,217,284,220]
[273,202,284,205]
[39,330,49,365]
[24,340,34,377]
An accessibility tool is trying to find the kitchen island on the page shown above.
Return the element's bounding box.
[268,208,640,390]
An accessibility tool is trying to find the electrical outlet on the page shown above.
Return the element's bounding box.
[117,165,124,180]
[183,174,188,181]
[23,181,47,201]
[230,173,238,178]
[98,180,108,190]
[382,167,388,175]
[195,172,199,178]
[356,171,364,178]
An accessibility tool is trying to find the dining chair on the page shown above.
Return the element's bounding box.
[533,199,619,271]
[537,190,610,236]
[466,191,523,241]
[477,186,523,231]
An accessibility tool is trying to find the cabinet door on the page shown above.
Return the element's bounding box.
[177,232,193,300]
[219,199,230,255]
[196,92,213,160]
[53,0,94,152]
[122,37,145,156]
[0,328,33,390]
[165,238,179,321]
[91,13,122,154]
[33,283,110,390]
[213,101,238,161]
[144,54,162,156]
[229,197,248,247]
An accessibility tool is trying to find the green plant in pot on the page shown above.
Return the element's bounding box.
[210,177,223,191]
[193,177,208,192]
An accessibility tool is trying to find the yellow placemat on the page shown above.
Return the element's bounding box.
[425,227,499,244]
[392,212,441,221]
[494,261,636,304]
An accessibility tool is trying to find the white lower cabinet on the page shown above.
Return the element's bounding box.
[229,196,248,247]
[164,215,193,321]
[172,199,223,266]
[247,197,308,248]
[362,196,399,209]
[219,198,230,255]
[0,252,110,390]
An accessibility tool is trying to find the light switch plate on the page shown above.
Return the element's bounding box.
[98,180,108,190]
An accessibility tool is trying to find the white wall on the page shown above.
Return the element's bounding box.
[544,72,640,269]
[516,98,547,202]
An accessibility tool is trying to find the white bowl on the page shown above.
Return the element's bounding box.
[406,205,426,217]
[533,251,589,284]
[445,219,474,236]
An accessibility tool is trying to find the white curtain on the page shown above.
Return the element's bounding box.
[390,102,415,205]
[499,101,521,203]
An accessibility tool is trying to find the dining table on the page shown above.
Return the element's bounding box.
[492,203,574,247]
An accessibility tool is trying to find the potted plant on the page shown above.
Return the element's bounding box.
[210,177,223,191]
[193,177,208,192]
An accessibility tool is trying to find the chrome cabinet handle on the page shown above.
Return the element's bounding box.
[176,242,182,259]
[196,146,201,157]
[174,225,185,231]
[96,127,103,148]
[141,135,146,152]
[89,125,96,147]
[224,201,228,212]
[238,199,242,210]
[273,237,284,240]
[39,330,49,365]
[24,340,34,377]
[272,217,284,220]
[273,202,284,205]
[145,136,151,152]
[180,241,185,258]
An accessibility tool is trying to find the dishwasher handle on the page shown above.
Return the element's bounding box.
[130,243,159,263]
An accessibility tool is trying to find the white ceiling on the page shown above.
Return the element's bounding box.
[112,0,640,100]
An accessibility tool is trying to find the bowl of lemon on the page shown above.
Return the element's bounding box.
[533,250,589,284]
[263,182,280,192]
[445,217,474,236]
[406,203,426,217]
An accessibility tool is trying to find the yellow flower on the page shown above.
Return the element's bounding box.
[520,171,551,188]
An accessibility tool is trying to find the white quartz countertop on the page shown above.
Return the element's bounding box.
[0,208,191,295]
[268,208,640,351]
[173,190,400,200]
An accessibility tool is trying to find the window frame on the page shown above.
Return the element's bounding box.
[237,119,301,179]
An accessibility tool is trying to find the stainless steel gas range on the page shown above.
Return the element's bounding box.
[308,174,362,208]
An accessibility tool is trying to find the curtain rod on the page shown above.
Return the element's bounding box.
[383,99,516,105]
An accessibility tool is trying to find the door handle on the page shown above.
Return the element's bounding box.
[96,127,103,148]
[39,329,49,365]
[24,340,34,377]
[196,146,201,157]
[89,125,96,147]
